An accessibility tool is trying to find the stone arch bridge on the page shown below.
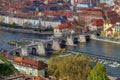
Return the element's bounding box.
[8,34,92,57]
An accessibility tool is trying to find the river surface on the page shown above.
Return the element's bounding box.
[67,41,120,77]
[0,30,120,77]
[68,40,120,59]
[0,30,48,50]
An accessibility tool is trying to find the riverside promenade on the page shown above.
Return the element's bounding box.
[0,27,53,35]
[91,35,120,44]
[68,50,120,63]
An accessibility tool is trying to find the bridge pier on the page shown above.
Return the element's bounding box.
[79,35,86,42]
[60,39,67,49]
[21,46,28,56]
[37,42,46,56]
[66,37,74,46]
[52,40,60,50]
[90,34,96,39]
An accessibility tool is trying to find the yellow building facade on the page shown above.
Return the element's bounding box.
[103,23,120,37]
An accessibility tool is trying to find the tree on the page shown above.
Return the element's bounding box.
[87,63,109,80]
[0,55,18,76]
[11,22,18,28]
[48,55,93,80]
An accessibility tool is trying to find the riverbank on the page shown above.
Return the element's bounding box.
[0,27,53,35]
[91,36,120,44]
[67,50,120,78]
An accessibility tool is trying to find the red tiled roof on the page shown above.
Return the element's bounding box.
[28,76,55,80]
[92,19,104,26]
[30,76,46,80]
[79,8,104,17]
[48,0,53,3]
[13,57,47,70]
[15,10,22,14]
[14,57,22,62]
[55,24,68,29]
[43,10,71,17]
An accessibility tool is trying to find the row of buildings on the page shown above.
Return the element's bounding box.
[0,0,119,38]
[0,52,51,80]
[69,0,114,6]
[0,14,63,28]
[0,0,118,29]
[54,5,120,37]
[0,0,117,38]
[0,0,73,28]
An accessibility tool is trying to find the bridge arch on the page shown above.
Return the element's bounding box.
[31,47,37,56]
[60,39,67,48]
[73,37,79,44]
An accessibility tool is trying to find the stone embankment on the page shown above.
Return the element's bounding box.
[91,34,120,44]
[0,27,53,35]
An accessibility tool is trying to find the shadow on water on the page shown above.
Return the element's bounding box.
[86,35,91,42]
[73,37,79,45]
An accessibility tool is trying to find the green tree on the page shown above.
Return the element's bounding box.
[87,63,109,80]
[11,22,18,28]
[48,55,93,80]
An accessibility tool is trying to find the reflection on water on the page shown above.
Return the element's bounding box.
[103,42,115,56]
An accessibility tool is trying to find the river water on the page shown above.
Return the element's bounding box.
[0,30,120,77]
[67,41,120,77]
[68,40,120,59]
[0,30,48,50]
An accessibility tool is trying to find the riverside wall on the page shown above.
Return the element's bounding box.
[0,27,53,35]
[91,35,120,44]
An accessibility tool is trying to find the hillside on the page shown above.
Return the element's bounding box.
[0,54,18,76]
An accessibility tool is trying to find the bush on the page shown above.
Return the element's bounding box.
[87,63,108,80]
[48,55,93,80]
